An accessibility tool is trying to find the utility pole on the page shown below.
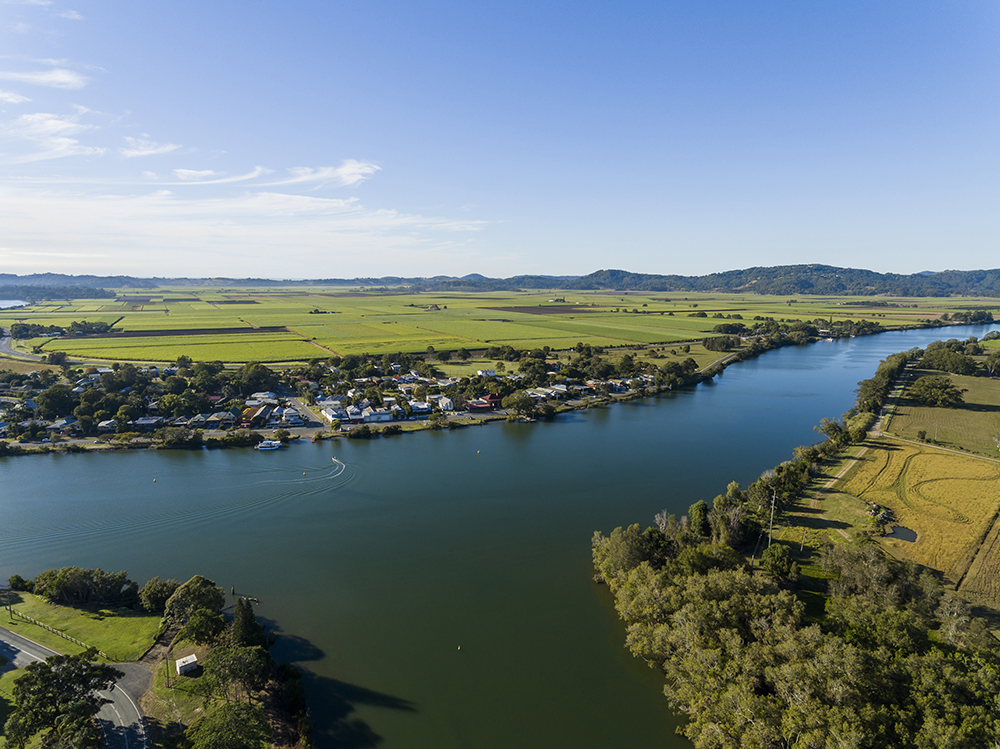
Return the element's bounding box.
[768,489,777,548]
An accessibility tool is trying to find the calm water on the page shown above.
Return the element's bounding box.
[1,324,996,748]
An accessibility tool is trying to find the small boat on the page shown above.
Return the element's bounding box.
[255,440,282,451]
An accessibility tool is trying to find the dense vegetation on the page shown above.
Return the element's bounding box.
[591,345,1000,747]
[6,264,1000,296]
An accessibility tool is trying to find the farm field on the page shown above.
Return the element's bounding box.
[1,287,996,364]
[834,439,1000,602]
[886,366,1000,458]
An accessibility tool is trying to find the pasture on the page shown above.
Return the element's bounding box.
[886,366,1000,458]
[835,439,1000,601]
[0,287,992,364]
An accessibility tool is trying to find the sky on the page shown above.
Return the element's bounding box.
[0,1,998,280]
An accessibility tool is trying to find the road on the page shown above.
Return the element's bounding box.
[0,625,148,749]
[0,328,43,361]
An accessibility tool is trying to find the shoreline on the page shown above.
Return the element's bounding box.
[0,319,990,459]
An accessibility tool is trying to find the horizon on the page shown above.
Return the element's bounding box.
[2,2,998,278]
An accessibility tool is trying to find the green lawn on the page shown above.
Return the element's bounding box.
[9,593,162,662]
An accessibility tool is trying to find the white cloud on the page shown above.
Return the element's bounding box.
[263,160,380,187]
[10,22,30,33]
[57,10,83,19]
[166,166,272,184]
[0,184,487,276]
[173,169,219,180]
[0,111,104,161]
[0,68,88,89]
[120,136,180,158]
[0,90,30,103]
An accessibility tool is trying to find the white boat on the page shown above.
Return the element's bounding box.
[255,440,282,450]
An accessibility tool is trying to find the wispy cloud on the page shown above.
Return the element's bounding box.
[120,136,180,158]
[0,68,88,89]
[57,9,82,19]
[0,184,487,276]
[263,159,380,187]
[0,111,104,161]
[0,90,30,103]
[10,22,30,33]
[166,166,272,184]
[173,169,219,180]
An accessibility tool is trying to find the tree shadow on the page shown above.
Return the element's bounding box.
[262,623,417,749]
[301,671,416,749]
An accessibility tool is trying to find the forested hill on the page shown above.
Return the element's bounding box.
[561,266,1000,296]
[3,265,1000,296]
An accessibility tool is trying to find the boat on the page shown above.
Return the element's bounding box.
[255,440,282,450]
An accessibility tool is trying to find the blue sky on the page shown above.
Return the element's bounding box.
[1,1,998,279]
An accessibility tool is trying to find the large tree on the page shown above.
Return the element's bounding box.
[164,575,225,624]
[186,702,270,749]
[909,375,964,408]
[3,649,122,749]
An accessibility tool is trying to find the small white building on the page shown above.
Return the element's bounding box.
[176,654,198,675]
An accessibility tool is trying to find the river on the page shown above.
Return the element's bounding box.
[1,323,997,748]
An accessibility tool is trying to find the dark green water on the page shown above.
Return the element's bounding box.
[2,324,996,747]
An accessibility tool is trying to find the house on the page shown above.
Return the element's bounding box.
[362,407,393,423]
[132,416,164,430]
[97,419,117,433]
[477,370,497,378]
[206,412,237,429]
[281,409,304,426]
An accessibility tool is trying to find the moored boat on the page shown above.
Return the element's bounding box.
[255,440,282,450]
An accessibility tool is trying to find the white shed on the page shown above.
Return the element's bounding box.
[175,654,198,675]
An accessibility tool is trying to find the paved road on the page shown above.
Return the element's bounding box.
[0,626,148,749]
[0,328,43,360]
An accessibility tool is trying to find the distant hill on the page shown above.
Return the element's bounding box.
[2,265,1000,297]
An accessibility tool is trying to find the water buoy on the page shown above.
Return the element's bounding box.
[153,479,156,482]
[458,646,461,650]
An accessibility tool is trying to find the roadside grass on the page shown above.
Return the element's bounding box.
[10,593,162,662]
[0,611,87,657]
[887,366,1000,458]
[835,439,1000,587]
[0,359,58,374]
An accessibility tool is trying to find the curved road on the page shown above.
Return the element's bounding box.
[0,328,43,361]
[0,626,148,749]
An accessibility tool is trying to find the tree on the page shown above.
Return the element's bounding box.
[179,608,227,645]
[909,375,964,407]
[688,500,710,538]
[204,646,272,704]
[501,390,535,417]
[35,384,76,420]
[164,575,225,625]
[3,649,122,749]
[138,576,180,613]
[760,543,794,579]
[230,597,265,648]
[186,702,270,749]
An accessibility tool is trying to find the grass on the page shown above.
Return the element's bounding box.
[886,365,1000,458]
[835,440,1000,588]
[9,592,162,662]
[141,638,211,745]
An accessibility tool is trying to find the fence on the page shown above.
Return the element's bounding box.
[9,608,111,660]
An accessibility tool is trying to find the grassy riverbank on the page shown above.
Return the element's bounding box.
[5,592,162,662]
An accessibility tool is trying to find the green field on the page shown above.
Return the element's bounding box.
[1,287,992,364]
[7,592,162,662]
[886,365,1000,458]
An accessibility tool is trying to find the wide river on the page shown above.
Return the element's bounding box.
[2,323,997,747]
